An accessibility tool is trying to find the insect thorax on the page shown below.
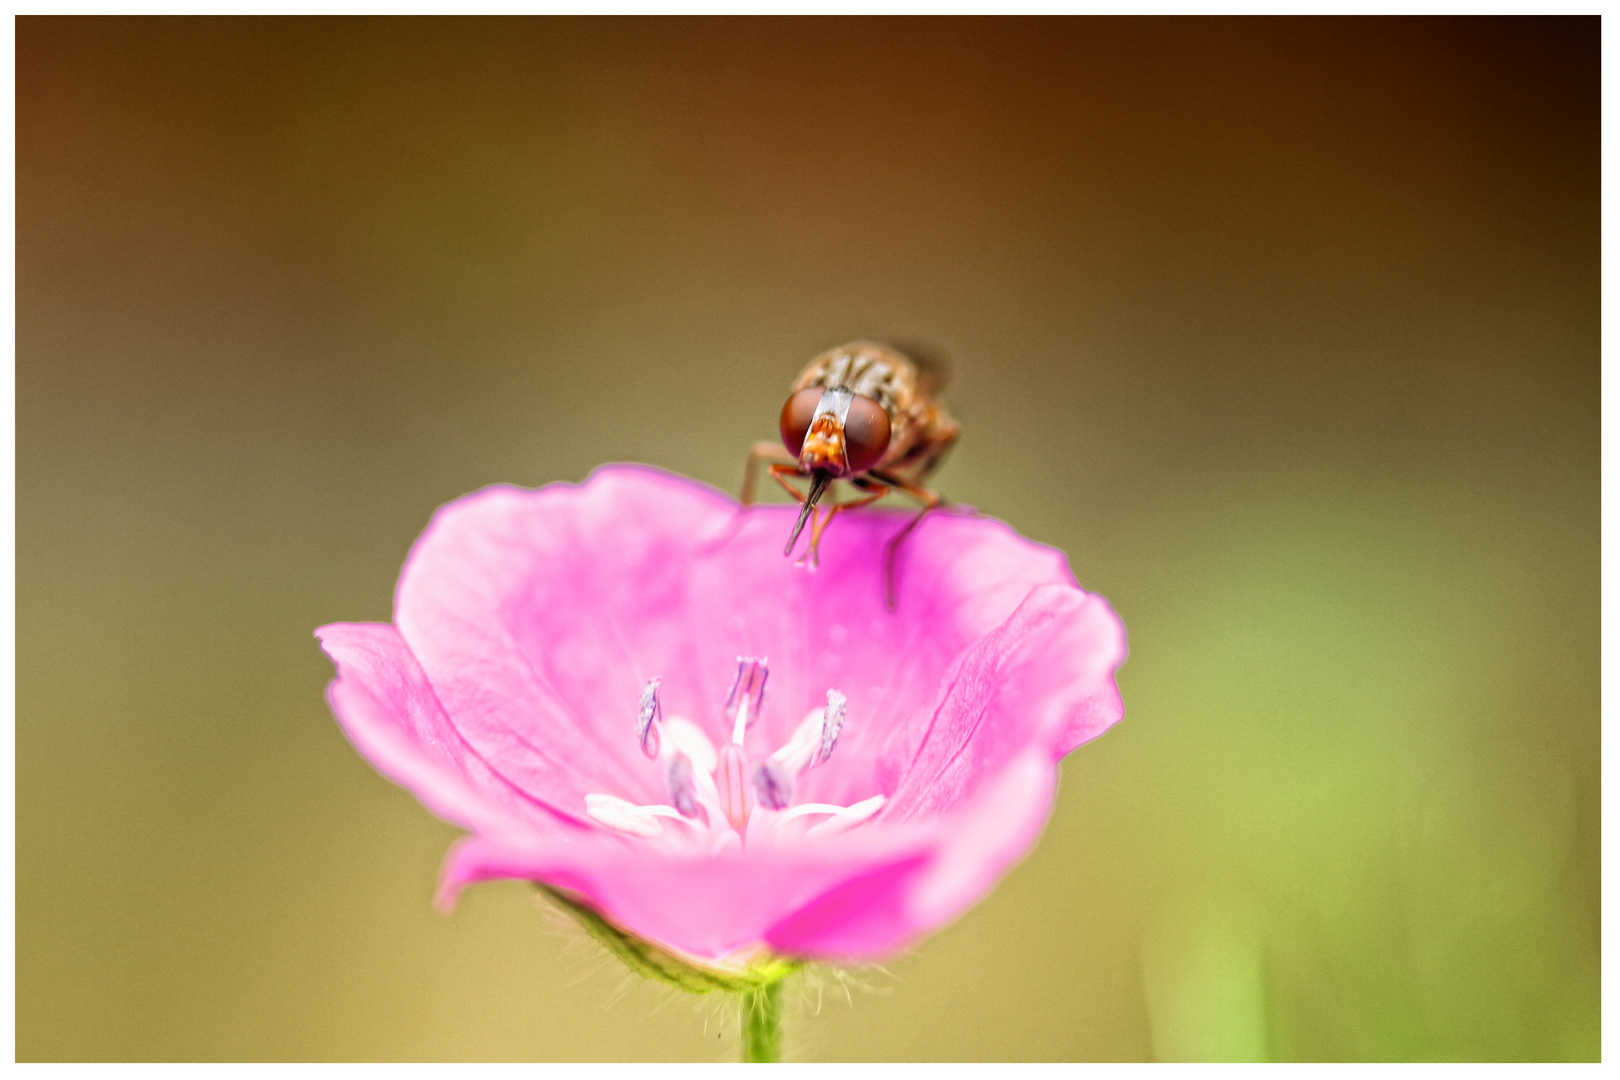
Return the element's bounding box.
[791,342,916,418]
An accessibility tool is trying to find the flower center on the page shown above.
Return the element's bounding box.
[584,656,884,848]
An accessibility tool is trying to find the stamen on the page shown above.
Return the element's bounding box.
[715,743,752,833]
[598,673,876,847]
[769,707,826,776]
[725,656,769,745]
[807,795,886,838]
[584,793,663,837]
[816,689,846,767]
[666,753,699,819]
[751,759,792,810]
[778,802,847,821]
[636,678,662,760]
[584,794,702,837]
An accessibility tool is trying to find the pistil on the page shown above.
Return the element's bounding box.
[725,657,769,746]
[716,743,750,832]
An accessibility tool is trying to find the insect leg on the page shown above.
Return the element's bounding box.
[767,463,809,503]
[870,471,943,610]
[803,477,890,569]
[741,441,800,506]
[796,504,822,567]
[914,424,960,482]
[765,464,825,561]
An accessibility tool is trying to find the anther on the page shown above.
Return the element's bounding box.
[815,689,846,767]
[666,753,699,819]
[636,678,662,760]
[751,759,792,810]
[725,657,769,745]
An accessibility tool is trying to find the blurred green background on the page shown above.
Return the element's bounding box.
[17,16,1597,1061]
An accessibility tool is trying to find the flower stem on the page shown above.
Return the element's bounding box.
[537,884,799,1061]
[740,980,783,1063]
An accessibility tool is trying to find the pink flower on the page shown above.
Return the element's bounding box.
[316,465,1126,964]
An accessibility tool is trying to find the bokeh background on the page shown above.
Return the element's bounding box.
[18,17,1598,1061]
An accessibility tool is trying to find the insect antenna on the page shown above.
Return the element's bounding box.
[786,471,832,556]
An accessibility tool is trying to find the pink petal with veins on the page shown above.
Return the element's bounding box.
[318,464,1126,961]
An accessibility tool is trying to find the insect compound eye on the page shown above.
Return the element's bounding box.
[779,388,823,455]
[842,394,892,473]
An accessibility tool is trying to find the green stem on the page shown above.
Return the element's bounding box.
[537,884,798,1061]
[740,980,783,1063]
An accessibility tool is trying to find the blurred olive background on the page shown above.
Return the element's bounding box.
[17,16,1597,1062]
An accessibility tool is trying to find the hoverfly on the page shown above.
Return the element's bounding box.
[740,341,960,608]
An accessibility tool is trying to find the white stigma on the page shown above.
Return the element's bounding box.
[725,656,769,746]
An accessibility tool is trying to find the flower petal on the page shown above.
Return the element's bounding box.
[326,466,1128,962]
[882,583,1128,821]
[315,622,572,840]
[394,469,753,811]
[905,750,1061,932]
[437,753,1059,962]
[394,465,1084,814]
[762,751,1057,959]
[438,829,939,961]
